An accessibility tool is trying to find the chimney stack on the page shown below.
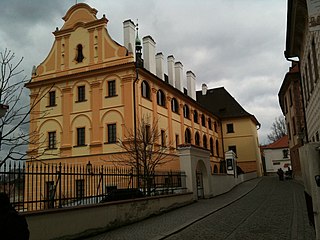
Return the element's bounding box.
[143,36,156,74]
[156,52,164,80]
[187,71,196,100]
[174,62,183,92]
[167,55,175,87]
[202,83,208,95]
[123,20,135,58]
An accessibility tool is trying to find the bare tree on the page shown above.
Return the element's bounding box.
[111,115,172,195]
[0,49,50,168]
[267,116,287,143]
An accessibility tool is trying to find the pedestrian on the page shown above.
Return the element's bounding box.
[0,192,30,240]
[277,168,284,181]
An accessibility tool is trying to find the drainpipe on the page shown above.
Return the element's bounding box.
[133,65,139,189]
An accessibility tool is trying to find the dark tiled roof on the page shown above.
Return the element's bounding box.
[196,87,260,126]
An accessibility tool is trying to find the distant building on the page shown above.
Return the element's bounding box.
[278,61,304,178]
[261,135,291,174]
[196,86,263,176]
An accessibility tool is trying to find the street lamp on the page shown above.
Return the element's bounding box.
[86,161,92,174]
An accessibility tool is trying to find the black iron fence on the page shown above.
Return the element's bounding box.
[0,161,186,212]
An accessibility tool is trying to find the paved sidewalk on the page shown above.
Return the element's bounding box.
[86,177,262,240]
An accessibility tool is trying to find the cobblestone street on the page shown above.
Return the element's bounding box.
[86,177,315,240]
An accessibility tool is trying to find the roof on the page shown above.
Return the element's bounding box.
[285,0,308,59]
[196,87,260,126]
[261,135,289,149]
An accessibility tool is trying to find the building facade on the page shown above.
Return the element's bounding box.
[278,62,304,178]
[196,86,263,176]
[26,3,224,173]
[261,136,291,174]
[285,0,320,236]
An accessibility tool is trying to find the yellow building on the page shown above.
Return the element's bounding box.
[26,3,224,172]
[197,86,263,176]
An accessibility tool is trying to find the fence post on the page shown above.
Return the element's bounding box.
[58,163,62,208]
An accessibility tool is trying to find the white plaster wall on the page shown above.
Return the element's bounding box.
[24,193,194,240]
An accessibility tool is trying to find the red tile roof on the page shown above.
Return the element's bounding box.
[262,135,289,149]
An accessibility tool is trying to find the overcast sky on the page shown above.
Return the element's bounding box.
[0,0,290,145]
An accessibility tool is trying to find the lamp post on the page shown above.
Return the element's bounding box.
[86,161,92,175]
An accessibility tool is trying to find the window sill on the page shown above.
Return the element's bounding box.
[46,104,57,108]
[104,141,118,144]
[75,100,87,103]
[73,144,87,148]
[46,147,58,150]
[105,95,118,99]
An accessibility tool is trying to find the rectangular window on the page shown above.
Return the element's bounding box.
[48,131,56,149]
[292,117,296,135]
[76,179,84,200]
[308,54,314,93]
[108,80,116,97]
[283,149,289,159]
[312,39,319,82]
[77,127,85,146]
[161,130,166,147]
[226,123,234,133]
[289,89,293,107]
[107,124,117,143]
[48,91,56,106]
[228,145,237,155]
[77,86,86,102]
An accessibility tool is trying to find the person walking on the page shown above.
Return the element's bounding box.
[277,168,284,181]
[0,192,30,240]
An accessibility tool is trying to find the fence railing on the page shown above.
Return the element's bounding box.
[0,161,187,212]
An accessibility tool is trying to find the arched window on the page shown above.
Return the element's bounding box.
[183,104,190,119]
[201,114,206,127]
[185,128,191,144]
[213,165,218,173]
[195,132,200,146]
[210,137,214,156]
[208,118,212,130]
[194,110,198,123]
[216,140,219,156]
[141,81,150,99]
[214,122,218,133]
[75,44,84,63]
[157,90,166,107]
[171,98,179,113]
[203,135,207,149]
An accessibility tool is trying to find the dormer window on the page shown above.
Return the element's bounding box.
[75,44,84,63]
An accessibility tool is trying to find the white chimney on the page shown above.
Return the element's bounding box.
[174,62,183,92]
[123,20,135,57]
[202,83,208,95]
[156,52,164,80]
[167,55,175,87]
[187,71,196,100]
[143,36,156,74]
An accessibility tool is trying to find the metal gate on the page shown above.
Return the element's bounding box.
[196,170,204,199]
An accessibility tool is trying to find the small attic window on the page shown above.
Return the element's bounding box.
[75,44,84,63]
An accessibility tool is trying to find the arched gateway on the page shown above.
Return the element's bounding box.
[178,145,211,200]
